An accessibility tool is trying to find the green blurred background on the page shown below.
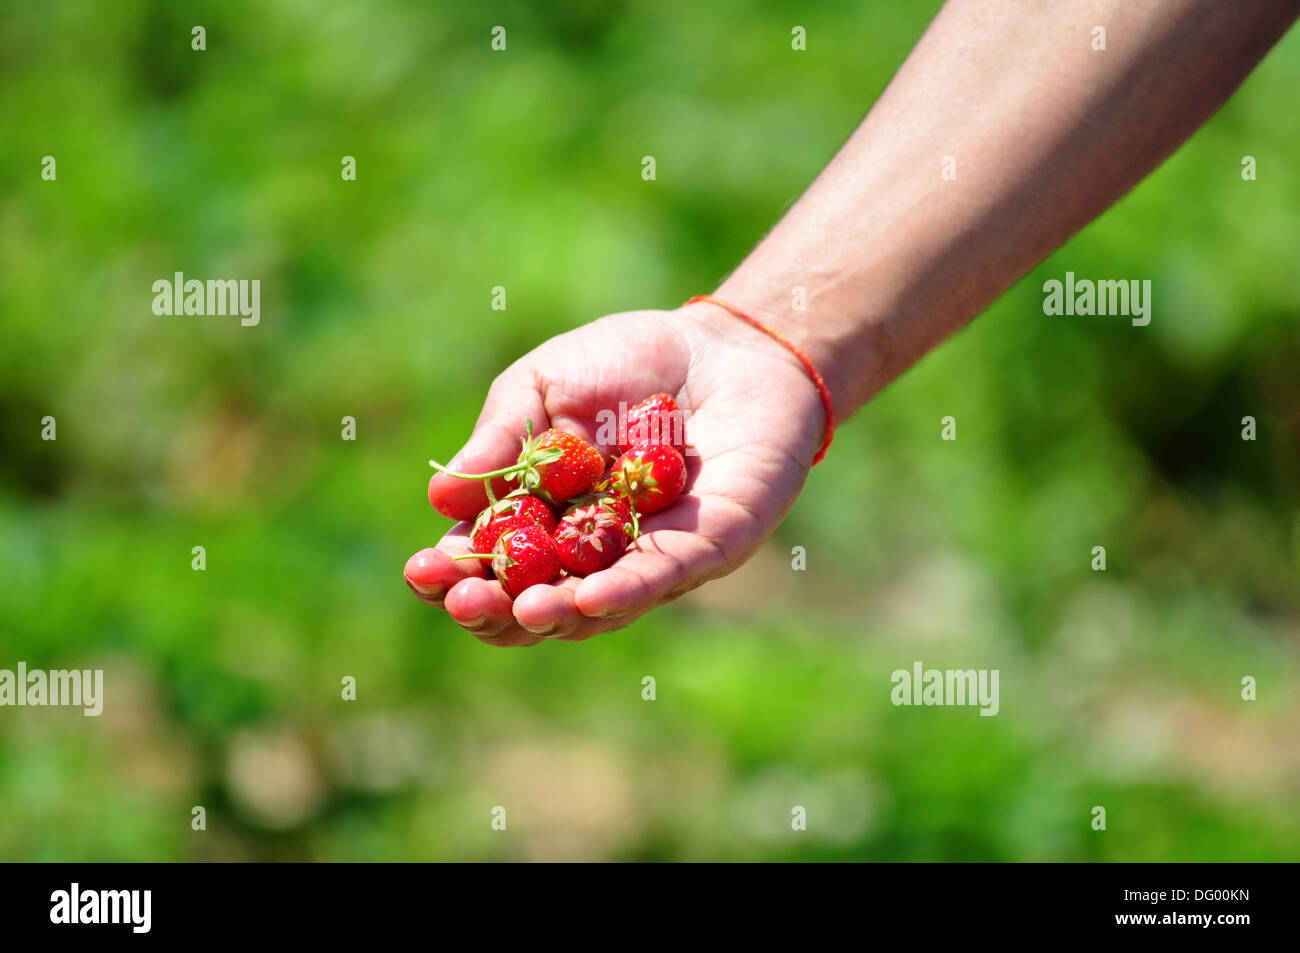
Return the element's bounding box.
[2,0,1298,861]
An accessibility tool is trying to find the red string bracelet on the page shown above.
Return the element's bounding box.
[685,294,834,465]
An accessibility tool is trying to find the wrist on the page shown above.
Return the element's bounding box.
[706,276,872,423]
[677,292,838,464]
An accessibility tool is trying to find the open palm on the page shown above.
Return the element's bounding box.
[404,302,826,646]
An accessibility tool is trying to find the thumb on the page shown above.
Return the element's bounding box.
[427,374,547,522]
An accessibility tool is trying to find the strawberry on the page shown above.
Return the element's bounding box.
[619,392,687,453]
[459,523,562,598]
[470,493,557,554]
[610,445,686,517]
[492,524,563,597]
[611,444,686,517]
[431,419,603,508]
[511,425,604,504]
[553,497,632,576]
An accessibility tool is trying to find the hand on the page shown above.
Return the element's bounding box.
[403,301,826,646]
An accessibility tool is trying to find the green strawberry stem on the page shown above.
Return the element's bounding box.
[429,418,562,491]
[429,459,530,481]
[452,552,516,568]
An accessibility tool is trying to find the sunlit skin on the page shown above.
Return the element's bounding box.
[407,0,1298,646]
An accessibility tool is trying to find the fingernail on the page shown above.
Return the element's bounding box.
[408,580,442,597]
[462,615,488,630]
[521,621,555,636]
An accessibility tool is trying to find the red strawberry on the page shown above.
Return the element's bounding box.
[553,497,632,576]
[490,524,562,598]
[471,493,557,554]
[610,445,687,516]
[619,393,686,453]
[430,419,603,508]
[509,425,603,504]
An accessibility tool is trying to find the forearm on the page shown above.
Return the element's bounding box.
[709,0,1297,419]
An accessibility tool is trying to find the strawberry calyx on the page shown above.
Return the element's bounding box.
[429,418,564,495]
[612,457,658,498]
[469,486,529,535]
[611,458,657,530]
[571,486,639,541]
[507,418,566,500]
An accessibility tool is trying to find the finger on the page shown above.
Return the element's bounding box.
[573,526,728,620]
[442,575,545,646]
[403,525,488,604]
[511,575,588,639]
[426,419,521,521]
[513,578,632,643]
[443,574,514,630]
[425,525,552,648]
[470,623,544,648]
[428,375,548,521]
[440,573,551,648]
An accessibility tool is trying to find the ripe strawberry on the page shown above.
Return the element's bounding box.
[470,493,557,554]
[431,419,603,508]
[610,445,686,516]
[489,524,562,598]
[619,392,687,453]
[512,425,604,504]
[553,497,632,576]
